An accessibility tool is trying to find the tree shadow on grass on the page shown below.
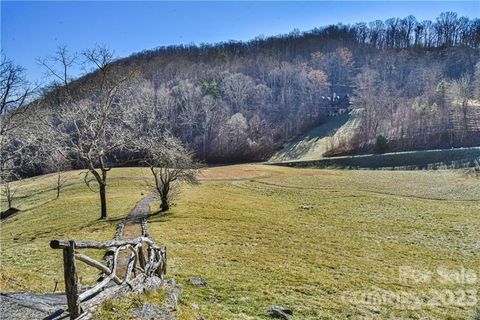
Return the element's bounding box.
[0,207,20,220]
[9,198,57,217]
[147,210,174,223]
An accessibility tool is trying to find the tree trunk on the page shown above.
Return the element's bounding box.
[203,132,207,161]
[7,193,12,209]
[99,183,107,219]
[56,173,61,199]
[160,196,169,212]
[5,183,13,209]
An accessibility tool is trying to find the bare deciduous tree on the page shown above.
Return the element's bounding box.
[1,55,34,174]
[353,68,382,141]
[171,80,202,141]
[45,151,72,199]
[42,45,138,219]
[37,45,77,98]
[220,73,255,112]
[1,178,18,210]
[1,54,36,210]
[218,113,249,158]
[449,74,473,130]
[473,62,480,100]
[140,132,199,212]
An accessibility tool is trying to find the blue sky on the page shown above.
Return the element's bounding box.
[2,1,479,84]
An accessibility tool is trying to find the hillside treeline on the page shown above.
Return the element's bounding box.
[110,12,480,158]
[2,12,480,179]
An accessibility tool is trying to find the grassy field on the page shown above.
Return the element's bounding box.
[1,165,480,319]
[0,168,153,291]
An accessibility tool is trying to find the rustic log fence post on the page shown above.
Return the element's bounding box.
[162,246,167,275]
[63,240,81,319]
[51,237,167,318]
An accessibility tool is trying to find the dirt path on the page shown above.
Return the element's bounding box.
[122,194,156,238]
[115,194,156,279]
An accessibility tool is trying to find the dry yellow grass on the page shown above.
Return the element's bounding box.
[2,165,479,319]
[0,168,152,291]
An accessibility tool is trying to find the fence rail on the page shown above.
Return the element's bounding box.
[50,236,166,319]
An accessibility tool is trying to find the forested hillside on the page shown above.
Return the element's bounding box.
[2,12,480,177]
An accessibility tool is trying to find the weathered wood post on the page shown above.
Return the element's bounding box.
[162,246,167,275]
[63,240,81,319]
[51,236,167,317]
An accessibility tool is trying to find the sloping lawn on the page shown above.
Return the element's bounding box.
[0,168,152,291]
[2,165,479,319]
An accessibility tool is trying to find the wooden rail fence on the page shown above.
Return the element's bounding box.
[50,237,167,319]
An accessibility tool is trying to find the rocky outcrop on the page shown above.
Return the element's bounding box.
[267,305,293,319]
[0,276,182,320]
[188,276,207,287]
[131,303,174,320]
[0,292,68,320]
